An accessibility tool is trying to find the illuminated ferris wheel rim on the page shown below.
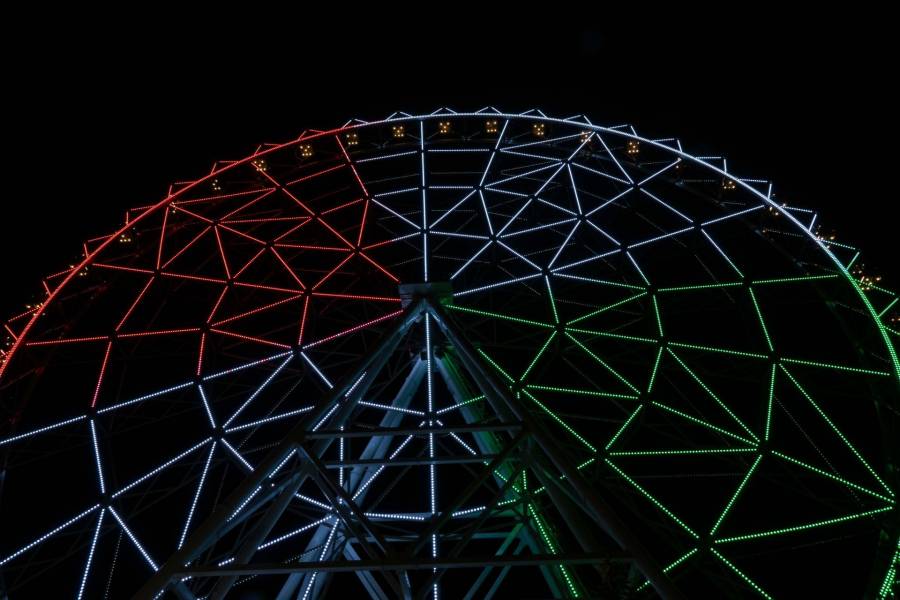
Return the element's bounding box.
[2,108,897,385]
[1,107,898,599]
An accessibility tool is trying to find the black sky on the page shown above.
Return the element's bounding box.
[2,13,896,318]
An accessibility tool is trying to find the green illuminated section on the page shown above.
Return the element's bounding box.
[780,365,894,497]
[609,448,755,457]
[658,281,744,293]
[715,506,893,544]
[878,536,899,599]
[476,348,516,384]
[668,341,767,360]
[753,273,840,285]
[652,295,664,337]
[710,548,773,599]
[563,332,641,394]
[567,291,647,325]
[647,346,664,393]
[770,451,895,503]
[747,287,774,352]
[667,348,760,442]
[522,389,597,453]
[524,384,637,401]
[636,547,698,592]
[520,331,557,381]
[446,303,554,329]
[604,405,643,451]
[764,363,776,442]
[710,454,762,536]
[522,470,580,597]
[564,326,657,345]
[651,401,757,445]
[604,458,699,539]
[780,356,891,377]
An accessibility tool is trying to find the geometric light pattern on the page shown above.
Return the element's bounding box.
[1,108,897,599]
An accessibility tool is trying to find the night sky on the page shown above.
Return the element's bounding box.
[2,15,896,319]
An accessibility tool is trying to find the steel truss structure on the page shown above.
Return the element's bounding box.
[0,108,898,599]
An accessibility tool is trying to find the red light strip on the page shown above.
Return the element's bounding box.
[321,197,363,216]
[273,219,314,243]
[284,163,345,186]
[196,332,207,376]
[214,227,232,279]
[223,216,311,225]
[115,276,155,331]
[311,292,402,303]
[298,295,310,346]
[311,253,354,291]
[217,223,266,246]
[269,247,307,289]
[233,281,303,294]
[220,188,277,221]
[207,286,229,323]
[274,243,351,252]
[91,341,113,408]
[211,294,303,327]
[258,171,314,216]
[161,226,212,270]
[156,207,169,269]
[233,247,266,279]
[26,335,111,347]
[175,186,275,208]
[210,327,291,349]
[171,204,214,225]
[117,327,202,339]
[303,309,404,349]
[360,251,400,283]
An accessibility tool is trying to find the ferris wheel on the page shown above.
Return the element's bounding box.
[0,108,897,599]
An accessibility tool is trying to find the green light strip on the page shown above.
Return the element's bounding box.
[780,365,894,497]
[770,450,895,504]
[780,356,891,377]
[446,303,554,329]
[877,296,898,318]
[635,547,698,592]
[753,273,840,285]
[667,349,760,442]
[567,291,648,325]
[764,363,776,442]
[710,548,773,599]
[525,384,638,401]
[651,401,757,446]
[476,348,516,383]
[657,281,744,293]
[522,389,597,452]
[647,346,664,393]
[605,405,643,451]
[552,273,647,290]
[564,326,657,345]
[747,287,774,352]
[564,332,641,393]
[520,331,557,381]
[604,458,699,539]
[710,454,763,536]
[668,341,768,360]
[715,506,893,544]
[609,447,756,457]
[878,536,899,599]
[652,295,664,337]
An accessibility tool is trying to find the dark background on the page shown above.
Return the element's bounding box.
[2,14,896,318]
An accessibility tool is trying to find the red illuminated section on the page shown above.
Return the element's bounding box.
[3,124,408,407]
